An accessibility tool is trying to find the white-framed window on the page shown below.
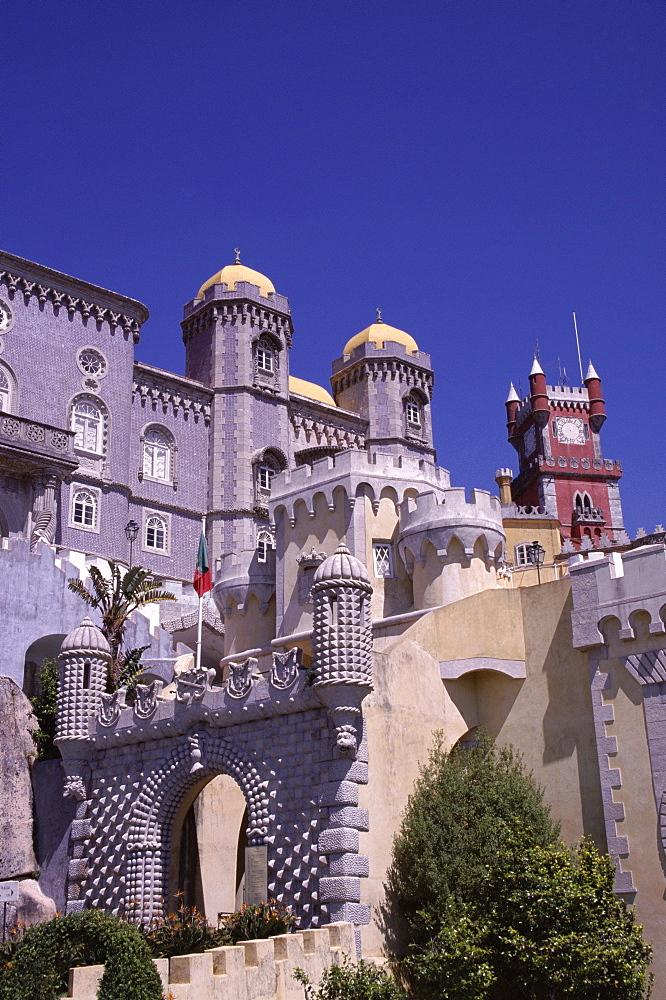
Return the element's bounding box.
[0,367,10,412]
[256,529,275,563]
[145,514,168,552]
[143,427,171,481]
[514,543,531,566]
[258,465,275,492]
[373,542,394,578]
[70,487,99,532]
[256,345,274,373]
[72,399,103,453]
[405,400,421,425]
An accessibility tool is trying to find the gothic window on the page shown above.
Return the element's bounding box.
[72,489,97,529]
[373,542,394,578]
[253,335,279,383]
[145,514,167,552]
[574,492,593,514]
[72,399,103,453]
[254,449,284,502]
[142,426,172,481]
[0,368,10,412]
[403,391,425,434]
[256,529,275,563]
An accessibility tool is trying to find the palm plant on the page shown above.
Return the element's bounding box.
[68,562,176,690]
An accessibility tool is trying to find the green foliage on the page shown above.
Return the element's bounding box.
[141,897,297,958]
[0,909,163,1000]
[219,899,297,944]
[67,562,175,689]
[294,956,405,999]
[29,658,60,761]
[402,842,652,1000]
[140,900,226,958]
[387,732,560,941]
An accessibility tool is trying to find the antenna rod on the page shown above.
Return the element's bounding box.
[572,312,584,383]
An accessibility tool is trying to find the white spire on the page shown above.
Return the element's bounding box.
[505,382,520,403]
[529,356,545,377]
[585,360,600,381]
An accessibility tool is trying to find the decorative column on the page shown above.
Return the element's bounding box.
[311,544,373,952]
[30,471,59,550]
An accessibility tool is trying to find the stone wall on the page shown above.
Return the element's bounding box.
[66,921,354,1000]
[0,677,37,878]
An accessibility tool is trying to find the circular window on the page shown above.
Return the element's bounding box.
[0,299,12,333]
[77,348,107,378]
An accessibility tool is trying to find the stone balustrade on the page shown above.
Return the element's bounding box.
[66,922,355,1000]
[0,412,77,469]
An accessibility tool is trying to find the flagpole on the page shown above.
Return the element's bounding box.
[196,514,206,672]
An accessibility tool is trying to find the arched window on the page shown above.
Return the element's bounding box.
[403,391,425,433]
[143,427,172,481]
[253,335,279,381]
[145,514,167,551]
[72,490,97,528]
[72,399,103,453]
[0,362,17,413]
[0,368,10,412]
[256,344,274,373]
[254,449,284,500]
[256,529,275,564]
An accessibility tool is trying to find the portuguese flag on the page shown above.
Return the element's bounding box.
[193,531,212,597]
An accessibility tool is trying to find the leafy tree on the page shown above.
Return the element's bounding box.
[388,733,652,999]
[29,658,60,760]
[68,562,175,690]
[401,842,652,1000]
[387,732,559,941]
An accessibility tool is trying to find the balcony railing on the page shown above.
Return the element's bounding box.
[0,412,77,468]
[572,506,605,525]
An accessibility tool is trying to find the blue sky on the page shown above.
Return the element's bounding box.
[1,0,663,535]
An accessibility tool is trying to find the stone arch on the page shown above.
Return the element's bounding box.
[125,729,271,921]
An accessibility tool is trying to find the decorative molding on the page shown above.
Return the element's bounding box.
[132,374,211,424]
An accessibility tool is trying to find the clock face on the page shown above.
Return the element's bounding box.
[556,417,586,445]
[0,299,11,333]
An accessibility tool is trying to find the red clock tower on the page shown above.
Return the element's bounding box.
[505,359,625,549]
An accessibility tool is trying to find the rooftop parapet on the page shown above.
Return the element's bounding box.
[183,280,291,319]
[398,487,506,565]
[570,543,666,648]
[213,549,276,616]
[332,338,432,373]
[270,449,450,524]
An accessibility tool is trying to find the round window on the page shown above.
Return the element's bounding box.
[77,348,107,378]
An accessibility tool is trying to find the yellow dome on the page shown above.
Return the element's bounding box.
[343,320,419,356]
[197,263,275,300]
[289,375,336,407]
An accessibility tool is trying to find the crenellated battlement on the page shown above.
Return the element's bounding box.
[270,449,450,525]
[570,543,666,648]
[332,338,432,372]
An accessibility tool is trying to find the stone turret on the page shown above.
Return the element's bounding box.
[56,617,111,742]
[311,544,373,753]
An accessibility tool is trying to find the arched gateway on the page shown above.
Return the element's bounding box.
[55,547,374,931]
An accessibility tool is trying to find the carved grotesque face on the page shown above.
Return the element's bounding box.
[336,727,357,752]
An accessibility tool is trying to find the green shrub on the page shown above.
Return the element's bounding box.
[0,909,163,1000]
[140,900,226,958]
[30,658,60,761]
[294,957,405,999]
[220,899,297,944]
[141,897,297,958]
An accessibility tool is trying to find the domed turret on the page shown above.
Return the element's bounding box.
[313,543,372,587]
[56,617,111,742]
[342,317,418,357]
[197,256,276,300]
[60,616,111,655]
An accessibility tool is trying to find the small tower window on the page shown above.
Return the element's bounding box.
[256,529,275,563]
[405,400,421,426]
[82,660,91,688]
[145,514,167,551]
[72,490,97,528]
[256,346,274,373]
[373,542,394,578]
[258,465,275,492]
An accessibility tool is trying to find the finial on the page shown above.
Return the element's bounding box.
[529,356,545,377]
[234,247,241,264]
[375,308,383,323]
[505,382,520,404]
